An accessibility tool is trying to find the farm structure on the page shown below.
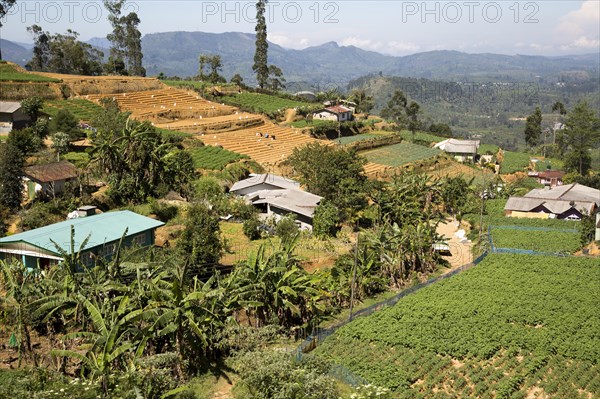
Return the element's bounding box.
[434,138,480,162]
[23,160,78,198]
[230,174,322,230]
[504,183,600,220]
[0,211,164,269]
[313,105,353,122]
[0,101,30,133]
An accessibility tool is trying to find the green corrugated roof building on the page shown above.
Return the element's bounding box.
[0,211,164,269]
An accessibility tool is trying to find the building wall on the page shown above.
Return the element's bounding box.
[596,213,600,242]
[313,112,338,121]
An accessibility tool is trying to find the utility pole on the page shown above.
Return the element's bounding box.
[348,230,359,321]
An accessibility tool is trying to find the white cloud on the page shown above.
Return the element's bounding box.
[340,36,421,55]
[555,1,600,42]
[268,33,310,49]
[340,36,383,51]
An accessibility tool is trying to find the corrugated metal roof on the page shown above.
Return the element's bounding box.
[0,101,22,114]
[505,196,595,215]
[0,211,164,255]
[525,183,600,206]
[250,188,322,218]
[230,174,300,193]
[434,138,480,154]
[24,161,78,183]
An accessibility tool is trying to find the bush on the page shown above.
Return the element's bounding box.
[231,350,339,399]
[276,215,298,242]
[149,199,179,222]
[243,215,261,240]
[313,200,340,238]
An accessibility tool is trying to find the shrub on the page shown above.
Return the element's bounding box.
[149,199,179,223]
[276,215,298,243]
[313,200,340,238]
[243,215,261,240]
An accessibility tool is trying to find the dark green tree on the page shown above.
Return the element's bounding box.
[177,204,224,270]
[268,64,285,92]
[348,89,374,114]
[313,200,341,238]
[26,24,50,71]
[197,54,209,81]
[104,0,145,76]
[563,101,599,175]
[0,142,24,210]
[230,73,244,88]
[50,108,80,139]
[208,55,224,83]
[20,96,44,123]
[285,143,369,219]
[524,106,542,147]
[406,101,422,135]
[0,0,17,60]
[381,90,408,128]
[253,0,269,89]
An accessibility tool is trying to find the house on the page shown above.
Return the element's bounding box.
[504,183,600,220]
[23,160,78,198]
[313,105,353,122]
[535,170,565,187]
[0,211,164,269]
[0,101,31,133]
[434,138,480,162]
[230,174,322,230]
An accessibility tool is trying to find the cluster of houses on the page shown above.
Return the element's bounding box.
[0,172,322,269]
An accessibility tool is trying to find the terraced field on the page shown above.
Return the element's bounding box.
[361,142,442,167]
[315,254,600,398]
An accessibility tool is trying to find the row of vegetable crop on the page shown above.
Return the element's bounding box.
[314,254,599,397]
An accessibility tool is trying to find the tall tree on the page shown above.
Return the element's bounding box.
[0,142,24,210]
[26,25,51,71]
[104,0,145,76]
[381,90,408,128]
[207,55,224,83]
[406,101,422,135]
[0,0,16,60]
[524,106,542,147]
[253,0,269,89]
[267,64,285,91]
[198,54,208,80]
[563,101,600,175]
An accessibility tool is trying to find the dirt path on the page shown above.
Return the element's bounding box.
[437,219,473,268]
[284,108,297,124]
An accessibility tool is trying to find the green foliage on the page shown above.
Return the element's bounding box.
[221,92,314,115]
[51,132,72,157]
[275,214,298,244]
[0,63,59,82]
[50,108,80,139]
[61,151,90,168]
[524,106,542,147]
[315,254,600,396]
[253,0,269,89]
[361,142,441,167]
[499,150,531,173]
[231,350,339,399]
[243,215,262,240]
[7,128,42,155]
[0,369,101,399]
[105,1,146,76]
[285,142,369,219]
[21,96,45,122]
[43,99,103,121]
[187,145,248,170]
[313,200,341,238]
[149,199,179,223]
[490,228,582,253]
[178,204,223,269]
[563,101,600,175]
[0,142,24,210]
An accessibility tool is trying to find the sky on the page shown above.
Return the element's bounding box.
[1,0,599,56]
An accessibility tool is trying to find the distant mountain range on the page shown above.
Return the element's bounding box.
[2,31,598,88]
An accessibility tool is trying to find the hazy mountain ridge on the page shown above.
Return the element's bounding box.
[1,32,598,87]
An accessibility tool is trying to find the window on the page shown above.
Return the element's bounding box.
[100,243,116,258]
[80,251,95,268]
[131,233,146,247]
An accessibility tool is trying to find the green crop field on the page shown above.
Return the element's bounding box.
[188,145,248,170]
[315,254,600,398]
[490,227,581,254]
[336,133,388,145]
[43,99,103,121]
[361,142,441,167]
[0,63,60,82]
[221,92,316,114]
[399,130,446,145]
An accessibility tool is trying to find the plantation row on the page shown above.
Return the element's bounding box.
[490,227,582,254]
[361,142,442,167]
[187,145,248,170]
[42,99,103,121]
[221,92,316,114]
[315,254,600,398]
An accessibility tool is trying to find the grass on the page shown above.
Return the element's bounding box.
[500,150,532,173]
[478,143,500,154]
[187,146,248,170]
[288,119,331,128]
[42,99,103,121]
[361,142,441,167]
[490,227,581,253]
[398,130,446,144]
[0,63,60,82]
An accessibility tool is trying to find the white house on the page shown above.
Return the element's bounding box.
[595,213,600,242]
[230,174,323,231]
[434,138,480,162]
[313,105,353,122]
[23,161,78,198]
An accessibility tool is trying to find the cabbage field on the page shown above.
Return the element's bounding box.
[315,254,600,398]
[188,145,248,170]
